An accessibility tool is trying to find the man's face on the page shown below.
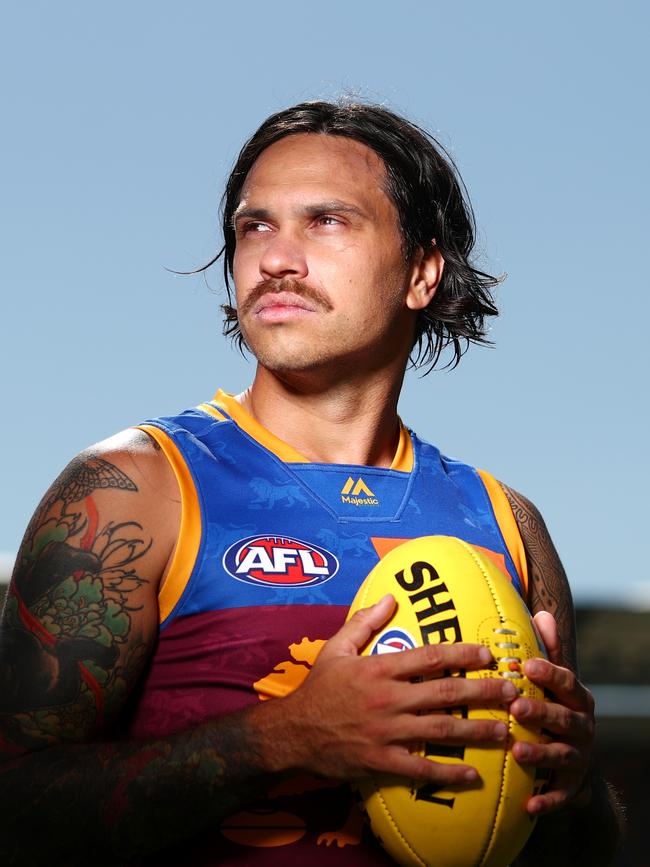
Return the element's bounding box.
[232,133,420,381]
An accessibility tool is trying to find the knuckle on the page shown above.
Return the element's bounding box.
[368,654,389,679]
[351,608,371,624]
[417,757,447,782]
[560,706,574,731]
[423,644,443,667]
[436,678,460,704]
[365,687,393,714]
[364,748,388,773]
[430,713,454,739]
[484,677,508,698]
[563,669,577,692]
[557,746,577,768]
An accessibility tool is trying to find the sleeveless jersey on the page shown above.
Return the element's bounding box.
[127,389,529,866]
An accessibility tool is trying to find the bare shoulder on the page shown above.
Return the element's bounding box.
[497,482,577,672]
[91,426,178,496]
[27,427,181,583]
[0,428,179,757]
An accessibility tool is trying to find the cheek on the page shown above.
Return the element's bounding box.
[233,238,264,279]
[232,248,248,286]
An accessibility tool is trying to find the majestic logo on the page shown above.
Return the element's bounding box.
[340,476,379,507]
[370,627,417,655]
[223,535,339,588]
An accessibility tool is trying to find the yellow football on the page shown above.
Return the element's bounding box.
[348,535,546,867]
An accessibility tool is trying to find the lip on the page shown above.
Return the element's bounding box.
[253,291,318,321]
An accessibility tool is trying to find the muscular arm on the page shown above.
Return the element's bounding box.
[0,433,275,864]
[500,483,624,867]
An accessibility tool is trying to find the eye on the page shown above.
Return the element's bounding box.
[314,215,342,227]
[244,221,272,234]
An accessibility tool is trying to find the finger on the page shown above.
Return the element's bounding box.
[525,787,573,816]
[381,642,493,679]
[510,696,594,740]
[398,671,518,712]
[512,739,581,769]
[519,659,595,714]
[374,745,481,786]
[532,611,560,665]
[321,595,397,659]
[392,712,509,746]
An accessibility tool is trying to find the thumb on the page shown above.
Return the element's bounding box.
[319,594,397,661]
[532,610,561,664]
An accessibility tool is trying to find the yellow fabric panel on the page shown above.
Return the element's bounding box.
[136,424,202,624]
[477,468,530,601]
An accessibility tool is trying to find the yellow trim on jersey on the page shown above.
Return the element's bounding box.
[197,402,227,422]
[209,389,414,471]
[390,422,413,472]
[477,468,530,601]
[136,424,202,624]
[211,390,309,462]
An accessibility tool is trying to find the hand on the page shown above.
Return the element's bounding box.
[272,594,518,786]
[510,611,595,815]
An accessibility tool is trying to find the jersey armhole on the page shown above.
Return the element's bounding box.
[136,423,202,625]
[476,468,530,603]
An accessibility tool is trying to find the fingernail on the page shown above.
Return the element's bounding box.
[494,722,508,741]
[501,681,517,700]
[526,660,542,677]
[479,646,493,664]
[464,768,479,782]
[517,743,532,759]
[515,700,529,718]
[375,594,393,608]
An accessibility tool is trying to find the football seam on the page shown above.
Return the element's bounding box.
[369,774,430,867]
[356,536,535,866]
[457,538,515,867]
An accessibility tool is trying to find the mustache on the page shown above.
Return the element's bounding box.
[239,278,333,317]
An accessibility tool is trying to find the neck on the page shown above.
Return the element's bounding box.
[237,366,406,467]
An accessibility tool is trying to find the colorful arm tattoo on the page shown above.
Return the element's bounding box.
[0,450,279,865]
[0,455,150,745]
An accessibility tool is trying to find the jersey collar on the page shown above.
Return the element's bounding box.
[210,389,414,472]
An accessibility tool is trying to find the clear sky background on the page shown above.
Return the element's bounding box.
[1,1,648,604]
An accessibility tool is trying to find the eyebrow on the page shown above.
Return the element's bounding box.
[231,200,367,228]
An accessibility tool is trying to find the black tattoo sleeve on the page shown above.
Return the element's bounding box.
[499,482,578,672]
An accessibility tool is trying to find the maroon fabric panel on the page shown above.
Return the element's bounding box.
[128,605,347,739]
[128,606,393,864]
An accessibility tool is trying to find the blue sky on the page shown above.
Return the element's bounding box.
[1,1,648,604]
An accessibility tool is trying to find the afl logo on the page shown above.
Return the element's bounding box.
[223,535,339,588]
[370,628,417,655]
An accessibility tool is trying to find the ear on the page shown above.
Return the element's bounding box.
[405,243,444,311]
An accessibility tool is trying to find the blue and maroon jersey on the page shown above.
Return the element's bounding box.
[128,389,529,866]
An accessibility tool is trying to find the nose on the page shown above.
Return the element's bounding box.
[259,231,308,281]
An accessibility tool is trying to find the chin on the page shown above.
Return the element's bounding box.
[255,350,327,375]
[245,330,332,373]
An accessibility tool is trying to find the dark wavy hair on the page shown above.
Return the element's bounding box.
[198,99,500,370]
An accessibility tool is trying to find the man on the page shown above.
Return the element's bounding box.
[0,101,621,865]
